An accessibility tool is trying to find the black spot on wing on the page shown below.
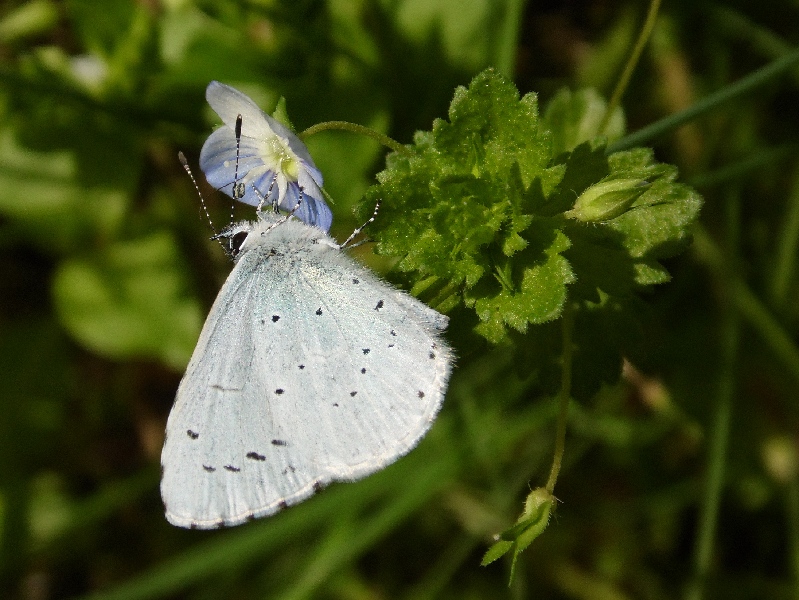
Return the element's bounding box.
[246,513,256,522]
[278,500,289,509]
[271,439,288,446]
[350,391,357,397]
[429,351,436,359]
[375,299,384,310]
[187,430,199,439]
[390,330,397,336]
[361,368,366,374]
[313,481,324,493]
[352,278,359,284]
[418,391,425,398]
[203,465,216,473]
[275,389,284,395]
[362,348,370,355]
[214,520,227,529]
[299,364,305,370]
[316,308,323,315]
[272,315,280,322]
[224,465,241,472]
[247,452,266,461]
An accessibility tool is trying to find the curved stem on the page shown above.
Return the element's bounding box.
[299,121,409,155]
[599,0,662,135]
[608,46,799,152]
[546,302,575,494]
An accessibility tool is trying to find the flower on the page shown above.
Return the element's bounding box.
[199,81,332,232]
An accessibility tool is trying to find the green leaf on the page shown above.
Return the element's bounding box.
[271,96,296,131]
[52,232,203,370]
[360,69,702,366]
[362,69,567,343]
[466,226,574,343]
[542,87,626,156]
[481,539,513,567]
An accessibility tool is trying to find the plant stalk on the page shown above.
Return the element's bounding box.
[608,46,799,152]
[546,302,575,494]
[299,121,408,155]
[599,0,663,135]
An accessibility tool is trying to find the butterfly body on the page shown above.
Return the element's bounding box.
[161,214,451,529]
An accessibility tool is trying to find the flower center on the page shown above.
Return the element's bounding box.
[259,136,300,180]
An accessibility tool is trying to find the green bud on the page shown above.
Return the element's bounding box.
[565,178,649,222]
[481,487,555,585]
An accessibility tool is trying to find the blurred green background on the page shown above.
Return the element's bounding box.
[2,0,799,598]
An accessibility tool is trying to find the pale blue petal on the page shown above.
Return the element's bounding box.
[206,81,320,173]
[206,81,274,141]
[200,128,263,195]
[285,183,333,232]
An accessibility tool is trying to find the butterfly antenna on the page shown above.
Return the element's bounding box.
[261,186,304,236]
[229,114,245,230]
[339,200,381,249]
[178,151,226,251]
[254,173,279,213]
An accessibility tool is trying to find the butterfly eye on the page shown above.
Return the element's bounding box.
[230,231,249,255]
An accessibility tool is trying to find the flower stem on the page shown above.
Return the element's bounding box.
[608,45,799,152]
[299,121,408,155]
[599,0,662,135]
[545,302,575,494]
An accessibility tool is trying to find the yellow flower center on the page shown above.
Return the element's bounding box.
[260,136,300,180]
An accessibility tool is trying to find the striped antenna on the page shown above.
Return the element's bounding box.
[339,200,380,249]
[230,114,244,229]
[178,151,227,253]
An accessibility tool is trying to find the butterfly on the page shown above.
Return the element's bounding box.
[160,210,451,528]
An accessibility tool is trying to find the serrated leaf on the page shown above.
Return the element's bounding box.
[467,227,574,343]
[360,72,702,355]
[361,69,563,344]
[542,87,626,156]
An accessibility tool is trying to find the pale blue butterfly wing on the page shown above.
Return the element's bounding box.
[160,216,451,528]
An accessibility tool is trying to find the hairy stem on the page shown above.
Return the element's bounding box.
[299,121,408,155]
[546,302,575,494]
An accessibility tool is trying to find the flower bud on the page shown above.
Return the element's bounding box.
[565,178,649,222]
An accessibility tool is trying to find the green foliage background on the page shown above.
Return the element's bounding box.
[1,0,799,598]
